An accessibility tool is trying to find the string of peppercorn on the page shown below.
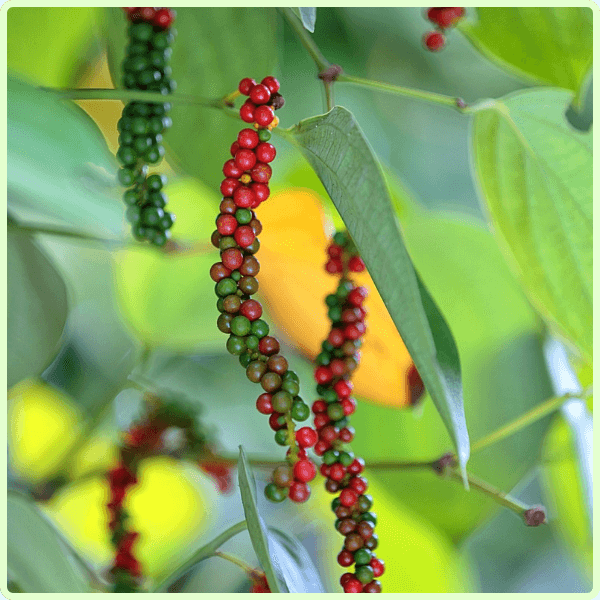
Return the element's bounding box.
[106,393,232,591]
[117,7,177,247]
[312,231,385,593]
[423,7,465,51]
[210,77,320,505]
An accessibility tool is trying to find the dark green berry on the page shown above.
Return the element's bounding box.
[159,212,175,230]
[357,495,373,513]
[226,335,246,355]
[148,191,167,208]
[327,403,345,421]
[283,370,299,383]
[251,319,269,338]
[328,306,342,322]
[123,190,139,206]
[322,340,334,353]
[125,206,141,224]
[235,208,252,224]
[217,313,233,334]
[291,401,310,421]
[325,294,339,308]
[142,207,164,226]
[147,173,166,190]
[145,145,165,164]
[246,335,259,350]
[333,231,348,246]
[274,429,290,446]
[315,352,331,366]
[264,483,286,503]
[215,278,237,297]
[239,352,252,368]
[133,136,152,154]
[282,379,300,396]
[323,389,338,403]
[151,230,169,247]
[323,450,339,465]
[132,224,148,240]
[360,512,377,526]
[231,315,251,336]
[118,168,135,186]
[258,129,271,142]
[355,565,374,585]
[131,117,148,136]
[339,451,354,467]
[271,391,293,413]
[127,42,148,55]
[131,21,154,41]
[119,131,134,146]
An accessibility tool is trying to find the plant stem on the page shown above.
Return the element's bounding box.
[470,387,593,455]
[213,551,253,575]
[279,8,330,71]
[153,520,248,592]
[337,73,471,113]
[323,82,335,111]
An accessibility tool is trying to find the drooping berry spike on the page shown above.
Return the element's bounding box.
[117,7,177,246]
[313,231,384,593]
[211,78,318,504]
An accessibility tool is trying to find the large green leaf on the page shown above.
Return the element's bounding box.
[104,7,277,188]
[459,8,592,108]
[8,492,90,592]
[286,106,469,475]
[8,230,68,388]
[471,88,592,363]
[7,8,105,87]
[237,447,285,593]
[7,75,123,237]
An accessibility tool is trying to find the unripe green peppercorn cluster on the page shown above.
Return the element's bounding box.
[211,78,319,504]
[116,7,176,247]
[313,232,385,593]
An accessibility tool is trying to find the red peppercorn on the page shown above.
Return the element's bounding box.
[344,324,362,340]
[327,243,343,258]
[256,393,274,415]
[340,573,354,587]
[256,143,276,163]
[329,463,346,482]
[240,101,256,123]
[314,366,333,384]
[269,412,286,431]
[289,481,311,503]
[153,7,174,28]
[325,258,343,274]
[349,476,368,494]
[238,128,260,149]
[328,329,345,347]
[238,78,257,95]
[296,427,318,448]
[348,256,365,272]
[334,379,353,398]
[312,399,327,413]
[216,214,238,236]
[337,550,355,567]
[235,149,257,171]
[427,7,465,28]
[258,335,279,355]
[222,247,244,270]
[240,300,263,321]
[249,84,271,105]
[370,558,385,577]
[234,225,256,247]
[233,186,255,208]
[254,105,275,127]
[140,6,156,21]
[347,287,368,307]
[343,577,363,593]
[293,459,316,483]
[261,76,280,94]
[319,424,339,443]
[339,488,359,507]
[250,162,272,184]
[320,463,331,477]
[341,396,357,416]
[363,581,382,593]
[330,358,346,377]
[339,427,355,443]
[220,177,241,197]
[223,159,243,179]
[210,262,231,282]
[230,141,240,157]
[313,413,330,429]
[251,182,270,204]
[424,30,446,52]
[314,440,330,456]
[347,457,365,475]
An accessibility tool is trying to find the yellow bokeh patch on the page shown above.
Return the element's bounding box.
[8,379,82,483]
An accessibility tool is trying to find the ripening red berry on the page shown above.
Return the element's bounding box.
[339,427,354,443]
[427,7,465,28]
[348,256,365,272]
[328,329,345,347]
[153,7,174,28]
[340,573,354,587]
[325,258,343,274]
[240,299,263,321]
[329,463,346,482]
[235,148,257,171]
[250,162,272,184]
[314,439,330,455]
[210,262,231,282]
[140,6,156,21]
[216,214,238,236]
[370,558,385,577]
[344,324,362,340]
[223,159,244,179]
[339,488,359,507]
[222,247,244,270]
[350,476,368,494]
[314,366,333,384]
[319,424,339,443]
[293,459,317,483]
[334,379,353,398]
[254,105,275,127]
[233,186,255,208]
[258,335,280,355]
[343,577,363,593]
[240,101,257,123]
[320,463,331,477]
[238,128,260,149]
[327,243,343,258]
[313,413,330,429]
[234,225,255,247]
[256,393,274,414]
[220,177,241,197]
[239,78,257,95]
[312,399,327,413]
[269,412,286,431]
[249,84,271,105]
[330,358,346,377]
[255,143,276,163]
[289,481,311,503]
[230,141,240,157]
[424,30,446,52]
[347,457,365,475]
[296,427,318,448]
[251,182,270,204]
[261,76,280,94]
[348,286,368,306]
[337,550,355,567]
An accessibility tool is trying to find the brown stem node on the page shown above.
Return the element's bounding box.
[318,64,343,83]
[523,505,546,527]
[431,452,456,475]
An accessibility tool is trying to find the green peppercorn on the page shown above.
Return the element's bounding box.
[226,335,246,355]
[235,208,252,224]
[331,497,341,511]
[132,225,148,240]
[283,370,299,383]
[291,400,310,421]
[271,391,293,413]
[251,319,269,338]
[230,315,251,336]
[230,270,241,282]
[126,206,141,224]
[217,313,233,334]
[160,212,175,230]
[337,280,354,299]
[264,483,286,503]
[282,379,300,396]
[216,298,225,312]
[315,351,331,366]
[219,236,237,251]
[238,276,258,295]
[246,360,267,383]
[147,173,166,190]
[118,168,135,186]
[238,352,252,368]
[323,450,339,465]
[148,191,167,208]
[323,389,338,403]
[133,135,152,154]
[335,417,349,429]
[215,278,237,297]
[146,145,165,164]
[127,42,148,55]
[152,230,169,247]
[360,512,377,526]
[123,190,139,206]
[365,534,378,550]
[355,565,374,585]
[325,294,339,307]
[327,403,345,421]
[328,306,342,322]
[246,335,259,350]
[119,131,134,146]
[274,429,290,446]
[338,451,354,467]
[131,117,148,136]
[333,231,348,246]
[322,340,334,353]
[142,207,164,226]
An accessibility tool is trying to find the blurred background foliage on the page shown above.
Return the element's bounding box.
[7,6,592,593]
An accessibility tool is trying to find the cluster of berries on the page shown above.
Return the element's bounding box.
[211,78,318,504]
[116,7,176,246]
[238,76,284,128]
[106,394,232,591]
[423,7,465,52]
[313,232,384,593]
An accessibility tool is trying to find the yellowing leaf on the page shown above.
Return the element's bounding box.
[257,188,415,407]
[8,379,81,482]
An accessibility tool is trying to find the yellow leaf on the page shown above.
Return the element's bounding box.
[257,188,416,407]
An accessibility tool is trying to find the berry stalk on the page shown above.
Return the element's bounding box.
[210,77,319,504]
[314,232,384,593]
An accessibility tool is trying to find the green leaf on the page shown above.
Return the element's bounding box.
[291,8,316,32]
[7,8,105,87]
[8,491,90,592]
[287,106,469,476]
[8,75,123,237]
[266,528,325,593]
[105,7,277,188]
[8,230,68,388]
[459,8,592,108]
[237,446,285,593]
[471,88,592,363]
